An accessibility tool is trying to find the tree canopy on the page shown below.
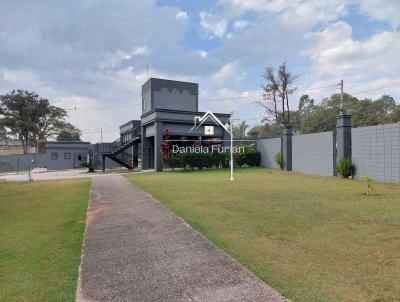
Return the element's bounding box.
[233,121,249,140]
[0,90,80,153]
[250,93,400,138]
[258,62,297,126]
[56,125,82,142]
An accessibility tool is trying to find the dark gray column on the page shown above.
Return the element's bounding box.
[223,127,230,147]
[154,121,164,172]
[140,126,149,170]
[282,125,293,171]
[336,114,352,164]
[102,155,105,172]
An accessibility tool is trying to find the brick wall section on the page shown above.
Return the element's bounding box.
[257,138,281,169]
[352,123,400,183]
[292,131,335,176]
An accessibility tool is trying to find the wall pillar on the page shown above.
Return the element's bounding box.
[154,121,164,172]
[336,114,352,165]
[140,126,149,170]
[282,125,293,171]
[102,154,105,172]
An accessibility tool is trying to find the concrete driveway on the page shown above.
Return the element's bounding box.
[76,174,288,302]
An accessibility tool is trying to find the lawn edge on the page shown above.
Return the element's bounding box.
[75,179,93,302]
[130,180,291,302]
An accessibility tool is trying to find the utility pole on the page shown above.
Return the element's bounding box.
[100,128,103,143]
[340,79,344,114]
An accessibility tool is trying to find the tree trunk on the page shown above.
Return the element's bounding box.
[286,92,290,125]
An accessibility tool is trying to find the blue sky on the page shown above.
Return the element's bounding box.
[0,0,399,142]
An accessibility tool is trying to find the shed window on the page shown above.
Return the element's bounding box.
[51,152,58,160]
[64,152,71,159]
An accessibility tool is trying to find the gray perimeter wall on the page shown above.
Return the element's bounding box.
[292,131,335,176]
[352,123,400,183]
[257,138,281,169]
[0,153,47,172]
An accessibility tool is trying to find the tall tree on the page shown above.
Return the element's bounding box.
[0,90,75,153]
[297,93,399,133]
[56,124,82,141]
[233,121,249,140]
[258,62,297,126]
[248,123,280,139]
[0,124,7,139]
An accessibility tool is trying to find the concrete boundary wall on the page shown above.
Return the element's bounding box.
[292,131,335,176]
[257,138,281,169]
[256,122,400,183]
[0,153,47,173]
[352,123,400,183]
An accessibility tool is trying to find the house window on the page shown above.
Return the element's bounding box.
[78,155,82,161]
[51,152,58,160]
[64,152,71,159]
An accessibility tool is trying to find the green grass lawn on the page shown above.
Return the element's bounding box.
[126,168,400,302]
[0,179,91,302]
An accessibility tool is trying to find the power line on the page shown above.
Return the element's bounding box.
[58,81,400,112]
[62,83,341,111]
[348,82,400,96]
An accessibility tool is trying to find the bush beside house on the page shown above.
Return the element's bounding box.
[163,146,261,171]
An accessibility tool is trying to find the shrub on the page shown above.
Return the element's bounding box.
[181,152,208,170]
[234,152,246,167]
[244,151,261,167]
[336,158,354,178]
[274,151,284,170]
[164,153,183,171]
[81,159,100,173]
[169,144,261,170]
[362,175,374,195]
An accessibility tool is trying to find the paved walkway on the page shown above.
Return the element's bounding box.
[76,174,288,302]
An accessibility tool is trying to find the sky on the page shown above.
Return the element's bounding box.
[1,0,400,142]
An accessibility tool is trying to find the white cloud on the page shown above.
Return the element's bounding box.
[212,61,245,86]
[199,12,228,38]
[356,0,400,29]
[217,0,288,15]
[175,10,189,23]
[198,51,208,58]
[233,20,248,30]
[305,21,400,80]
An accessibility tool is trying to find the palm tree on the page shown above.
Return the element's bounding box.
[233,121,249,140]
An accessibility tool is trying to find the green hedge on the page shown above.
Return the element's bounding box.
[163,145,261,170]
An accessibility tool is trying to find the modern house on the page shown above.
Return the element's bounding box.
[0,78,231,173]
[97,78,231,171]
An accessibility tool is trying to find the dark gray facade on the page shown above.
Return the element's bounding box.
[96,78,230,172]
[46,142,91,170]
[139,78,230,171]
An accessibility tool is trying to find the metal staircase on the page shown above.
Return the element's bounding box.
[95,134,140,170]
